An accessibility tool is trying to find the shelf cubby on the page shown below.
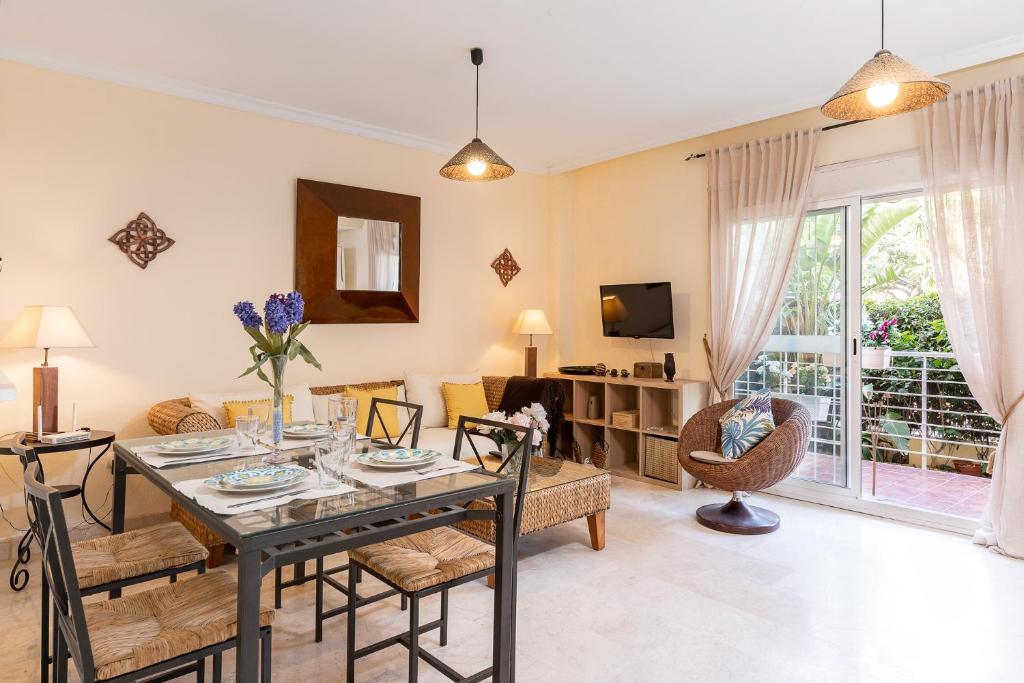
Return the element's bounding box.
[547,371,709,490]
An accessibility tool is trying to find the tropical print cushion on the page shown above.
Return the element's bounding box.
[720,389,773,424]
[720,402,775,460]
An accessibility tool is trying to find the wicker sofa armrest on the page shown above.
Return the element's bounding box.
[148,398,221,435]
[482,376,509,412]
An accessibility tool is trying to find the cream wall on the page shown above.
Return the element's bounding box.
[0,60,551,548]
[551,53,1024,384]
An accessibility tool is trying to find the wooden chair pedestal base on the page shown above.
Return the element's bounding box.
[696,497,780,535]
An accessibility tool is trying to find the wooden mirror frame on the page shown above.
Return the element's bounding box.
[295,179,420,323]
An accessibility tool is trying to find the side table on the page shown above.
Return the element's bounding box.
[1,430,116,591]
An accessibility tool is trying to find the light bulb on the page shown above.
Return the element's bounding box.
[866,82,900,108]
[467,159,488,176]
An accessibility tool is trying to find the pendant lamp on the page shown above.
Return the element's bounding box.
[821,0,949,121]
[439,48,515,182]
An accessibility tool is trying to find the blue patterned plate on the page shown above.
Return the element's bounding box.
[204,465,309,493]
[369,449,443,465]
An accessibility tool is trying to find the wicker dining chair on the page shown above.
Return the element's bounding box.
[307,396,423,642]
[677,398,812,534]
[23,461,274,683]
[12,437,209,683]
[344,414,534,683]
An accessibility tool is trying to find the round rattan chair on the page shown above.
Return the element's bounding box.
[678,398,812,534]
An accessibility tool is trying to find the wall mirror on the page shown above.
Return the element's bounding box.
[336,216,401,292]
[296,179,420,323]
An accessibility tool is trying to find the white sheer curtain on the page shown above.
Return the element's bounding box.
[917,77,1024,557]
[366,220,400,290]
[705,129,820,402]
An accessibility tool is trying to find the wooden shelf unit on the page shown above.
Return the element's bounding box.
[546,372,708,490]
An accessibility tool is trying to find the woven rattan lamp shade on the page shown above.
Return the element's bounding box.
[439,137,515,182]
[821,49,950,121]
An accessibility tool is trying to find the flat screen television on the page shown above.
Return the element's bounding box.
[600,282,674,339]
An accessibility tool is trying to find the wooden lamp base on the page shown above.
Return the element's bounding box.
[524,346,538,378]
[33,366,59,434]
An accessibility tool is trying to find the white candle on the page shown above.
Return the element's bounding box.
[37,404,43,439]
[71,402,78,432]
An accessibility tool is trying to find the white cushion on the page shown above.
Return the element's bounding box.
[189,384,315,428]
[690,450,734,464]
[416,427,497,458]
[404,371,481,429]
[311,386,410,430]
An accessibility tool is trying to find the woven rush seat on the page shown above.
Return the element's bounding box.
[348,526,495,593]
[84,571,274,681]
[456,455,611,542]
[72,521,208,589]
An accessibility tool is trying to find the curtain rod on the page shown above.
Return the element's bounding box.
[683,119,863,161]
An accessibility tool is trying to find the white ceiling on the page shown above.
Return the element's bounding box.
[2,0,1023,173]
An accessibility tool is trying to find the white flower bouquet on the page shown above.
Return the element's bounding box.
[474,403,550,449]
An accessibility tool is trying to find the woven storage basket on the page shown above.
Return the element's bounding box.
[643,435,679,484]
[591,440,609,469]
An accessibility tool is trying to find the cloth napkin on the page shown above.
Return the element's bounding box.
[174,476,356,515]
[342,456,478,489]
[133,443,270,469]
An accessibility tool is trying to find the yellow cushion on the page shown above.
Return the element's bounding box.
[222,395,293,428]
[345,385,400,439]
[441,382,489,430]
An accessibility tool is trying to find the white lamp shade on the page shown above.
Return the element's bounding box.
[1,306,94,349]
[0,369,15,401]
[514,309,552,336]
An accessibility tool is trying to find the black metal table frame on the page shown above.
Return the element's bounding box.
[3,432,115,591]
[111,443,518,682]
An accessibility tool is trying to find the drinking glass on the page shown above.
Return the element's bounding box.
[334,423,357,463]
[328,396,359,432]
[313,441,342,489]
[234,415,260,453]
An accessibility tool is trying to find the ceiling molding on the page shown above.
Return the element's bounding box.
[0,41,548,176]
[3,27,1024,178]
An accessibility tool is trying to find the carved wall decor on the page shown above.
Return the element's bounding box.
[491,248,521,287]
[108,212,175,269]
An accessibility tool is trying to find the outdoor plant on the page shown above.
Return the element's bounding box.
[863,316,898,347]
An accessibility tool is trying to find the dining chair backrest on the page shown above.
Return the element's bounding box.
[11,434,45,548]
[366,397,423,449]
[452,415,534,545]
[22,461,97,679]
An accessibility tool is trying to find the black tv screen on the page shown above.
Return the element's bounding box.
[600,282,674,339]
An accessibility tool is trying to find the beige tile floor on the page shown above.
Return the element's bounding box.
[2,480,1023,682]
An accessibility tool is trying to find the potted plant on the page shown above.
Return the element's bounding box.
[476,404,550,462]
[752,355,835,422]
[862,317,897,370]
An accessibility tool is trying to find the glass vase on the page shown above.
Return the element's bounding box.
[263,354,289,464]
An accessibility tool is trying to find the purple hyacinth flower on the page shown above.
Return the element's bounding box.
[233,301,262,329]
[264,294,290,334]
[284,290,305,325]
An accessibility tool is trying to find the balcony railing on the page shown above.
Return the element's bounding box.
[861,350,998,486]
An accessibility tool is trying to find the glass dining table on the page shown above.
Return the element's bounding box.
[111,430,517,682]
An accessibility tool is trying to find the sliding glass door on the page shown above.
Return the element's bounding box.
[733,198,858,492]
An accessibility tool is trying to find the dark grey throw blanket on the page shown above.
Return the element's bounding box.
[497,376,566,457]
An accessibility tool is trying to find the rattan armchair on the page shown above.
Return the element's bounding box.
[677,398,812,534]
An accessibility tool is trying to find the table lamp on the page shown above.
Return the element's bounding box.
[513,308,552,378]
[1,306,93,433]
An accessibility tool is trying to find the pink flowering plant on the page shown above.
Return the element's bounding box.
[475,403,550,449]
[864,316,898,348]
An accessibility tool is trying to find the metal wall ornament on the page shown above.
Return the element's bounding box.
[490,247,521,287]
[108,212,175,269]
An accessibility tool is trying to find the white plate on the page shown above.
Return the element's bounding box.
[152,437,235,455]
[356,452,443,470]
[283,423,331,438]
[371,448,443,465]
